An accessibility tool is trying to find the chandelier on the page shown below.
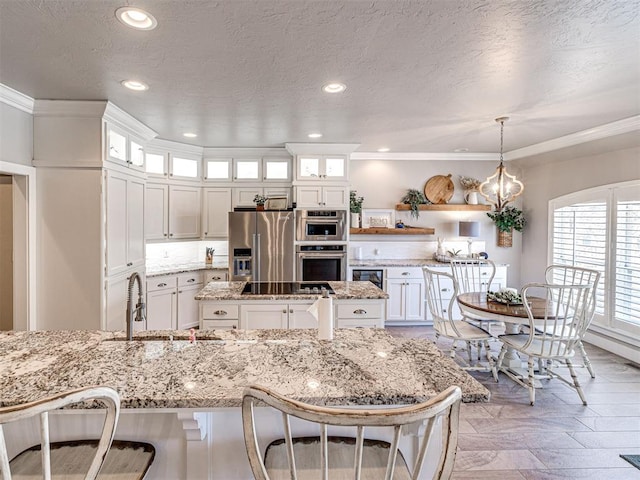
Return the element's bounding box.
[478,117,524,211]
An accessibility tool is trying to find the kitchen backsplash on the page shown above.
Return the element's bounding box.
[146,241,228,268]
[349,240,486,260]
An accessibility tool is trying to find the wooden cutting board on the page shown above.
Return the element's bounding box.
[424,174,454,204]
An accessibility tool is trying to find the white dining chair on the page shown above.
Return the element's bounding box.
[450,259,501,349]
[242,384,462,480]
[496,283,592,406]
[545,264,601,378]
[423,267,498,381]
[0,386,155,480]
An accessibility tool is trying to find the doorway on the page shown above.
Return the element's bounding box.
[0,162,35,331]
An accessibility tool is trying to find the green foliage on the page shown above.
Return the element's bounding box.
[487,206,526,232]
[401,189,428,219]
[253,194,266,206]
[350,190,364,213]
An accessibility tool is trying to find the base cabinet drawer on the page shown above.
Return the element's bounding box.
[201,304,239,319]
[337,319,381,329]
[202,319,238,330]
[336,302,383,319]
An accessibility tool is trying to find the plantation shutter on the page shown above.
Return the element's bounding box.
[614,190,640,326]
[551,201,607,316]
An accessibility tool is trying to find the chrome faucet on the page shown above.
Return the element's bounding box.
[126,272,146,340]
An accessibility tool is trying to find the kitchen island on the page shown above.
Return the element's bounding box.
[196,280,389,329]
[0,328,488,479]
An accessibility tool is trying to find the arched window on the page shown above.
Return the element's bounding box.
[549,180,640,338]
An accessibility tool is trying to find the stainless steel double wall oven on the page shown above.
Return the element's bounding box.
[295,209,347,281]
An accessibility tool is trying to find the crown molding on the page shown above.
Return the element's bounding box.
[285,143,360,155]
[350,152,497,161]
[0,84,35,114]
[103,102,157,142]
[148,138,204,157]
[33,100,108,117]
[505,115,640,161]
[202,147,290,158]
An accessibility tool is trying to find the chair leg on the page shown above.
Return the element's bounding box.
[527,358,536,406]
[484,340,498,382]
[578,340,596,378]
[566,358,587,406]
[466,342,473,364]
[477,340,482,361]
[496,344,507,370]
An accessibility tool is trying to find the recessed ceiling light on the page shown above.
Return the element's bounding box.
[377,147,390,152]
[115,7,158,30]
[454,148,469,153]
[308,133,323,139]
[183,133,197,138]
[322,82,346,94]
[120,80,149,91]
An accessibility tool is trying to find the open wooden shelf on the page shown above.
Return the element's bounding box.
[350,227,435,235]
[395,203,491,212]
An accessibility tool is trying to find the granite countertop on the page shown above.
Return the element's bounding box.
[350,258,509,267]
[146,260,228,277]
[194,281,389,301]
[0,329,489,408]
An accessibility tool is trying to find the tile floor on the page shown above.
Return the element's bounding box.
[386,326,640,479]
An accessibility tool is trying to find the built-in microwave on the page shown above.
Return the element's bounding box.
[296,210,346,242]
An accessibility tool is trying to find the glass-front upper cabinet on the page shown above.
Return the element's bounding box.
[129,139,145,170]
[263,158,291,181]
[231,157,291,182]
[170,154,200,180]
[204,158,232,181]
[145,151,167,177]
[296,155,347,181]
[106,125,127,164]
[234,158,261,181]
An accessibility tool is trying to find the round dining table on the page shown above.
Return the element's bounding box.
[456,292,549,370]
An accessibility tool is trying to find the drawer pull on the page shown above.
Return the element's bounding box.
[158,283,167,287]
[353,309,367,315]
[401,272,410,276]
[214,310,227,316]
[212,276,221,280]
[187,278,195,283]
[441,288,450,292]
[232,325,237,329]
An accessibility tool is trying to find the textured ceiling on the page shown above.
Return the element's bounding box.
[1,0,639,153]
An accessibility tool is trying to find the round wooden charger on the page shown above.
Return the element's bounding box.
[424,174,454,204]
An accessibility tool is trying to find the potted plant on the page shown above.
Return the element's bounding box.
[253,194,267,211]
[401,189,428,219]
[487,206,526,247]
[349,191,364,227]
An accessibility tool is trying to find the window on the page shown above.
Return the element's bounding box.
[550,181,640,337]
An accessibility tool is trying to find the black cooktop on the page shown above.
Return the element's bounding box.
[242,282,334,295]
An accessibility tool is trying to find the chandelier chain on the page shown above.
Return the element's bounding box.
[499,120,504,164]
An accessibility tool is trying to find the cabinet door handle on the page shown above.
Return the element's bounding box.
[482,272,488,276]
[282,309,287,314]
[441,288,450,292]
[232,325,237,329]
[169,233,174,237]
[127,262,133,267]
[353,309,367,315]
[214,310,227,316]
[187,278,195,283]
[204,232,208,235]
[178,290,183,294]
[158,283,167,287]
[172,292,177,295]
[289,309,293,313]
[164,233,168,237]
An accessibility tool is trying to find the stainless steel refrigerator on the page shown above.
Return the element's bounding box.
[228,211,295,282]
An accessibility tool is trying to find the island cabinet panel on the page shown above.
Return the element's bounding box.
[288,304,317,329]
[201,302,240,329]
[335,300,384,328]
[146,288,176,330]
[241,304,288,329]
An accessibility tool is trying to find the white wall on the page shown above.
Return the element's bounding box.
[0,102,33,165]
[349,159,523,285]
[0,176,12,330]
[517,140,640,287]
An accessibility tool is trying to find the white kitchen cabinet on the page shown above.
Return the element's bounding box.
[295,155,347,182]
[232,157,292,182]
[204,157,232,181]
[105,271,147,332]
[203,188,232,238]
[204,270,228,282]
[288,304,317,329]
[294,185,348,208]
[147,288,177,330]
[145,150,168,178]
[200,302,240,330]
[241,304,288,329]
[233,186,291,208]
[146,272,203,330]
[144,183,201,240]
[385,268,425,323]
[106,170,145,277]
[169,153,200,180]
[144,183,169,240]
[168,185,201,239]
[106,124,146,172]
[335,301,385,328]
